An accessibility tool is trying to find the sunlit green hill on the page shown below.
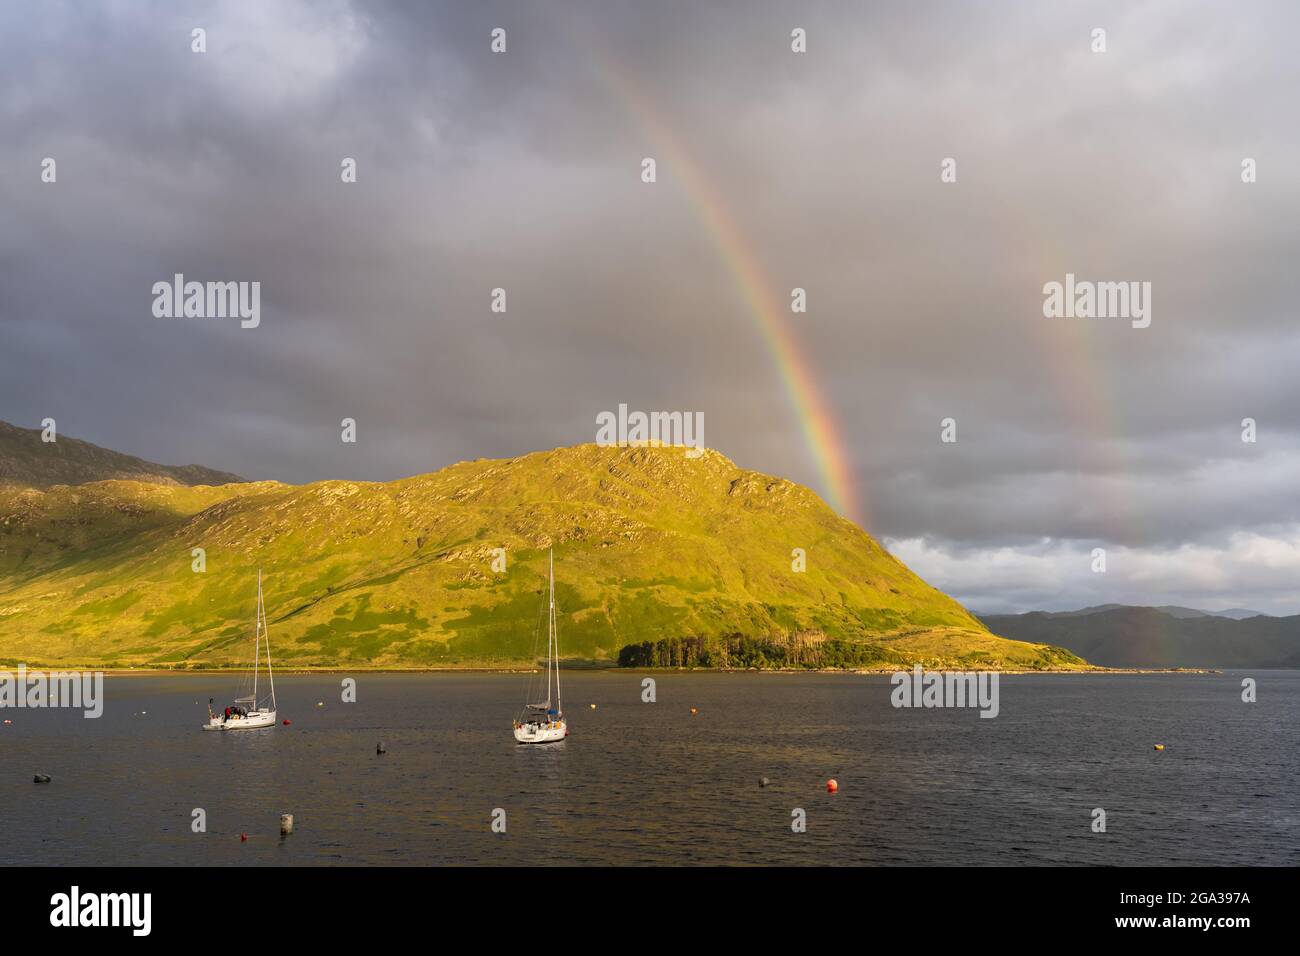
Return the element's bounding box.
[0,429,1085,670]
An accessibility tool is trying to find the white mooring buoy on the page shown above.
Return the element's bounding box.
[280,813,294,836]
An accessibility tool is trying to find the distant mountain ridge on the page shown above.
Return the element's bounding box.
[979,605,1299,669]
[1213,608,1270,621]
[0,420,245,488]
[1005,604,1270,621]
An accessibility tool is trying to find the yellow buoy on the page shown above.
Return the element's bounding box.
[690,707,699,715]
[590,704,597,710]
[1153,744,1165,751]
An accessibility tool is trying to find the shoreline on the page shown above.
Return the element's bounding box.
[0,664,1223,676]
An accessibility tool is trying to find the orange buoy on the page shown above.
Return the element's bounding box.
[689,707,699,715]
[826,778,839,793]
[1153,744,1165,751]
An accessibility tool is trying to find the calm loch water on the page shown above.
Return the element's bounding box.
[2,671,1296,865]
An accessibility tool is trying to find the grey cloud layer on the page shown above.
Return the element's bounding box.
[2,1,1298,612]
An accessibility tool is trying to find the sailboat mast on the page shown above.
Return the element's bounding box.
[263,577,276,710]
[551,547,561,713]
[252,569,261,701]
[545,548,553,708]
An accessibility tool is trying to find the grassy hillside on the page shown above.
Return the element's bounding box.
[0,441,1084,669]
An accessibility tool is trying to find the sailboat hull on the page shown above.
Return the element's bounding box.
[202,709,277,731]
[513,719,567,744]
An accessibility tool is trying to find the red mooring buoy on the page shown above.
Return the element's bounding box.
[283,719,291,725]
[241,832,248,842]
[826,779,839,793]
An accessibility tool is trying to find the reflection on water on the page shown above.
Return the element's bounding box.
[3,671,1297,865]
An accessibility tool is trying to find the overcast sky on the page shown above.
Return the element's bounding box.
[3,1,1299,614]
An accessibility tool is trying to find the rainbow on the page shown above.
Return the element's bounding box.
[596,55,863,525]
[1010,203,1134,543]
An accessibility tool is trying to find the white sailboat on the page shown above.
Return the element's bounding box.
[203,570,278,731]
[513,548,567,744]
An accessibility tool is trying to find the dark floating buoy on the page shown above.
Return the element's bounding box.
[759,776,770,788]
[33,773,51,784]
[240,832,248,842]
[376,741,387,755]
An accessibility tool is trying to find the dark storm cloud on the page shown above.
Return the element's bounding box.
[3,1,1299,612]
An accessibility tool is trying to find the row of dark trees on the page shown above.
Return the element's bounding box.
[616,631,903,669]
